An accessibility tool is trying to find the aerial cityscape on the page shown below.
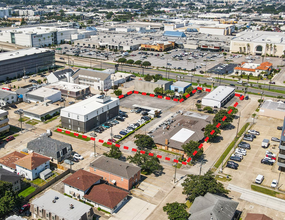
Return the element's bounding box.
[0,0,285,220]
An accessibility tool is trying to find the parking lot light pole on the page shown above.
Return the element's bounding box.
[93,131,96,157]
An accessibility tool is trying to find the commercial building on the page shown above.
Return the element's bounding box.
[0,26,96,47]
[89,156,141,191]
[230,30,285,56]
[31,190,94,220]
[111,72,133,86]
[0,7,10,18]
[22,101,61,121]
[163,31,186,38]
[0,109,9,135]
[259,100,285,120]
[61,94,119,133]
[0,168,21,191]
[14,152,50,180]
[202,86,235,108]
[72,68,112,91]
[170,81,192,93]
[63,169,129,214]
[46,82,90,99]
[234,62,272,76]
[0,151,26,173]
[26,87,61,103]
[0,90,17,107]
[153,112,211,154]
[27,137,73,163]
[134,80,173,94]
[0,48,54,81]
[46,68,75,84]
[278,118,285,172]
[140,41,175,52]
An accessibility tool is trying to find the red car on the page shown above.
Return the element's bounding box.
[19,203,30,214]
[6,136,15,142]
[108,139,116,143]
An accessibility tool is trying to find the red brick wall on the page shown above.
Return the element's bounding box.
[89,167,140,190]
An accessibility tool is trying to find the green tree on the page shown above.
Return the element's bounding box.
[134,134,155,150]
[144,74,153,82]
[135,60,142,65]
[154,87,163,95]
[196,104,202,110]
[182,141,203,161]
[106,12,114,19]
[142,61,151,67]
[153,74,163,82]
[185,86,193,94]
[37,79,42,84]
[165,89,175,97]
[204,124,221,142]
[126,59,134,65]
[203,106,213,113]
[182,171,229,202]
[227,106,238,114]
[118,58,127,64]
[103,144,122,159]
[163,202,189,220]
[127,151,163,175]
[0,181,22,217]
[114,89,122,96]
[213,110,234,129]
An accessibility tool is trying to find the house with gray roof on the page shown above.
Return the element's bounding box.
[89,155,141,190]
[188,193,239,220]
[0,90,17,107]
[0,168,21,191]
[27,137,72,163]
[46,68,75,84]
[72,68,112,91]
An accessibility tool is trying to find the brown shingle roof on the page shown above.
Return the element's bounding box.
[14,152,50,170]
[0,151,26,170]
[63,169,102,191]
[84,183,128,209]
[244,213,273,220]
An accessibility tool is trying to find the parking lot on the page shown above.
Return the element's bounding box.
[224,116,285,191]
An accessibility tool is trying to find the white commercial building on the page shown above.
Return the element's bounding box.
[0,7,10,18]
[0,26,96,47]
[202,86,235,108]
[230,30,285,56]
[26,87,61,103]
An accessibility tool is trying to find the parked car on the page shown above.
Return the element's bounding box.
[19,204,30,214]
[197,100,201,103]
[141,111,148,116]
[271,137,280,142]
[60,98,65,102]
[72,157,79,163]
[277,126,283,130]
[261,158,274,165]
[64,159,74,165]
[135,108,142,114]
[255,174,264,184]
[235,148,246,156]
[119,131,127,136]
[232,153,243,160]
[6,136,15,142]
[227,161,239,167]
[226,162,238,170]
[248,130,260,135]
[271,179,278,188]
[94,128,102,133]
[22,76,30,79]
[243,136,253,142]
[116,116,124,121]
[69,101,75,105]
[114,135,122,139]
[108,138,116,143]
[102,124,110,128]
[245,133,256,139]
[111,120,119,124]
[73,153,84,160]
[261,139,270,148]
[230,155,241,162]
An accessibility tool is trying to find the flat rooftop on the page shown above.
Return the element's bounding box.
[27,87,61,98]
[23,102,61,115]
[0,48,51,62]
[203,86,235,102]
[61,94,119,115]
[261,100,285,112]
[46,81,89,92]
[31,190,91,220]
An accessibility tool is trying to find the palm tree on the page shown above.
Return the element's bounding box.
[247,43,250,55]
[273,44,277,56]
[266,44,269,56]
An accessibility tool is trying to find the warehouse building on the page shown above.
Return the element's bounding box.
[60,94,119,133]
[202,86,235,108]
[46,82,90,99]
[26,87,61,103]
[259,100,285,120]
[134,80,173,93]
[0,48,54,81]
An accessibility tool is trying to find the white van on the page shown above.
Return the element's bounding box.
[255,174,264,184]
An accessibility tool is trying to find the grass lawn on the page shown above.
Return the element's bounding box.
[44,116,60,124]
[18,117,29,122]
[18,186,36,197]
[26,120,40,125]
[54,129,91,141]
[159,149,182,156]
[215,175,232,182]
[173,163,182,169]
[251,185,280,197]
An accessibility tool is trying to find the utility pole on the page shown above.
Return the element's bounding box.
[199,155,204,175]
[173,155,177,183]
[19,112,23,133]
[93,131,96,157]
[235,111,241,139]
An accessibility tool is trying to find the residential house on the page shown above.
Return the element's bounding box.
[14,152,50,180]
[0,168,21,191]
[30,189,94,220]
[46,68,75,84]
[27,137,73,163]
[0,151,26,173]
[89,156,141,190]
[63,169,129,214]
[0,90,18,107]
[188,193,239,220]
[72,68,112,91]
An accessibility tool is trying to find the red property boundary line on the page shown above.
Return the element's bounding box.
[57,89,244,166]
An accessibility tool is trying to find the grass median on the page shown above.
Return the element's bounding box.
[214,122,250,169]
[54,129,91,141]
[251,185,280,197]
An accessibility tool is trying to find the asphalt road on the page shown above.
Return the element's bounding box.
[55,54,285,98]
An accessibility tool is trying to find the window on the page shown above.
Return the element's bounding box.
[68,119,70,123]
[93,168,96,171]
[46,213,49,218]
[68,113,70,117]
[77,115,79,120]
[121,177,124,181]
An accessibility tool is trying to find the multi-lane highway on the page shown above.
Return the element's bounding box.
[55,54,285,98]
